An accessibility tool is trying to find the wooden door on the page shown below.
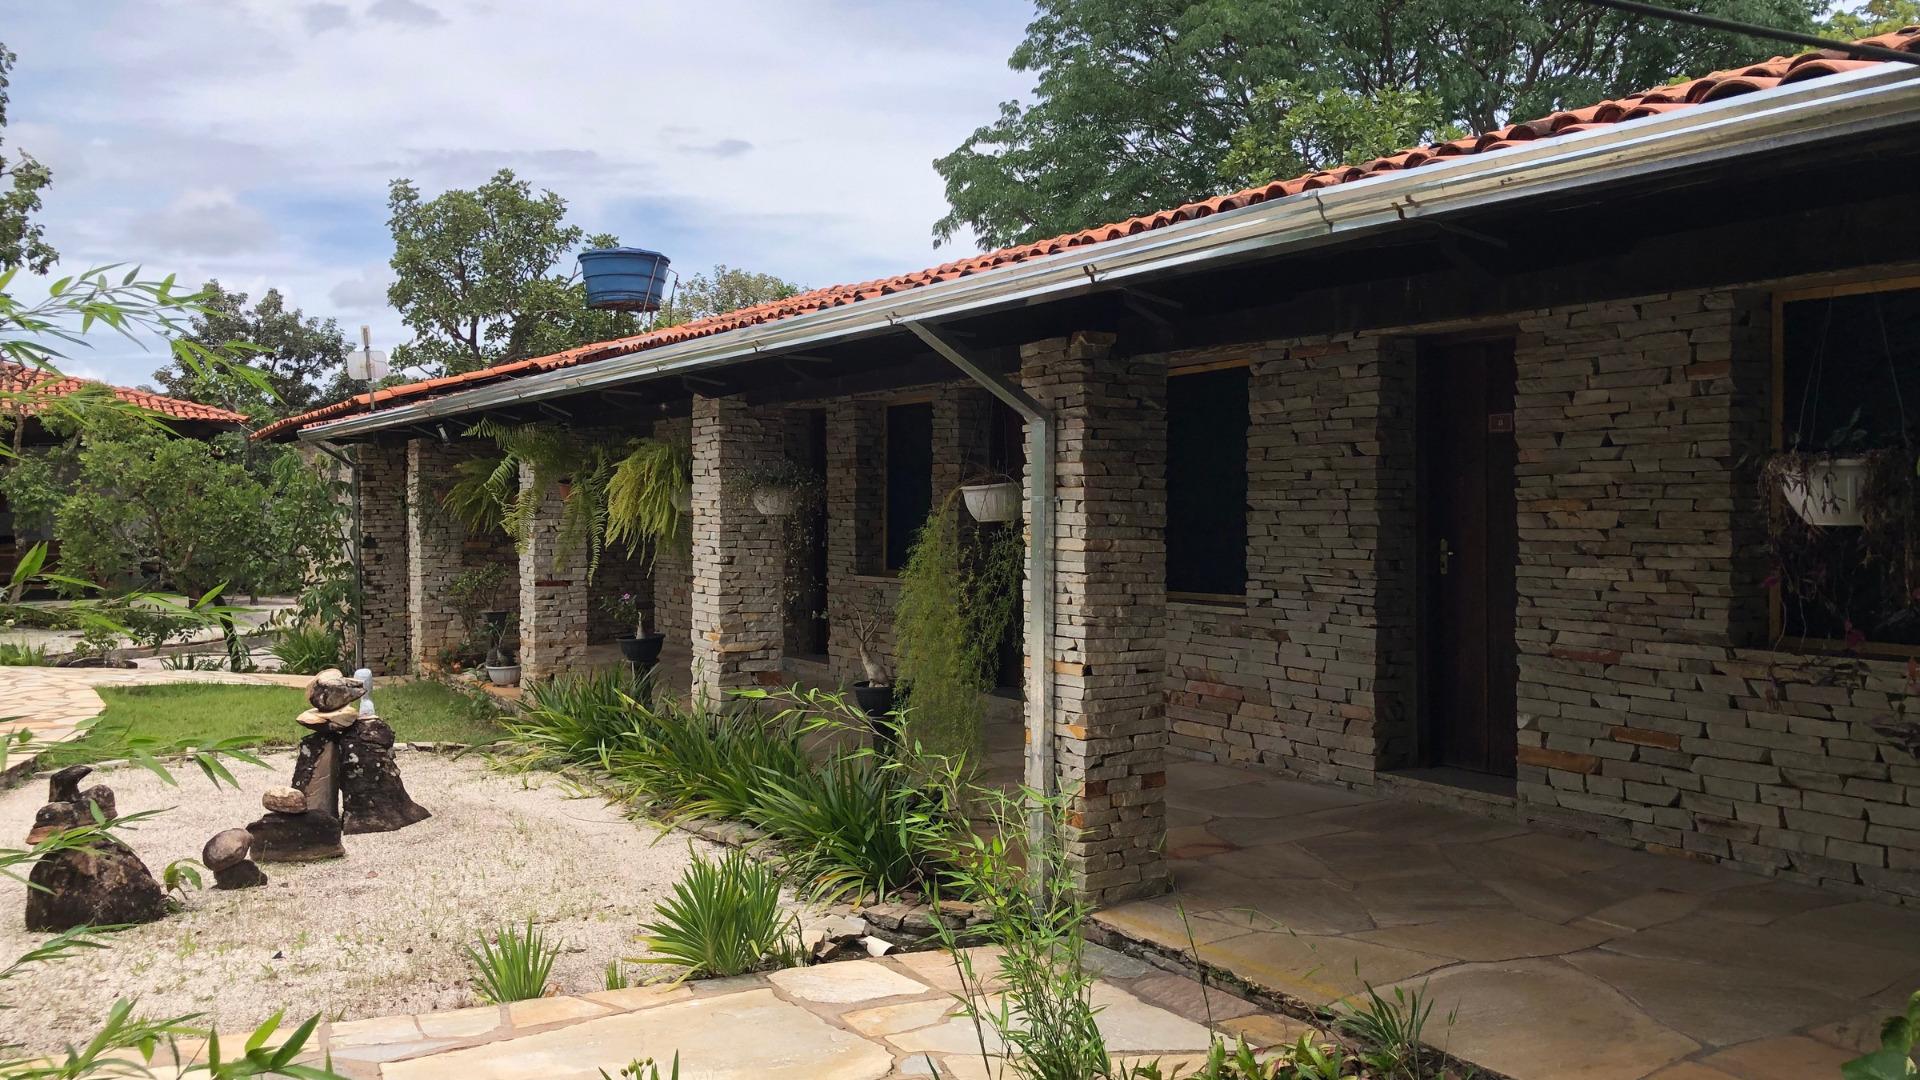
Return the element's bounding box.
[1418,340,1518,776]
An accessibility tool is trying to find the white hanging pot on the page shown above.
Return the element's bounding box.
[961,481,1021,523]
[1779,455,1870,527]
[752,485,795,516]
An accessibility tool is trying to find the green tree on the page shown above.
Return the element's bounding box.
[151,280,351,422]
[1220,82,1462,188]
[385,169,637,376]
[933,0,1821,250]
[1818,0,1920,37]
[54,428,267,602]
[0,43,54,274]
[654,263,805,328]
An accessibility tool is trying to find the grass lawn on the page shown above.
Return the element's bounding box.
[43,679,508,767]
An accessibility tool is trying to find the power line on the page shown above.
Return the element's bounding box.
[1574,0,1920,66]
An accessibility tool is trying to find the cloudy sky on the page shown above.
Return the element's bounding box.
[5,0,1035,388]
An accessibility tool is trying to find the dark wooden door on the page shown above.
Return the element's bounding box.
[1418,340,1518,776]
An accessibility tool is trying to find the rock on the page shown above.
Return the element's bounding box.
[295,706,359,732]
[25,840,166,932]
[306,669,365,712]
[45,765,116,824]
[291,733,339,815]
[202,828,253,871]
[246,811,345,863]
[338,718,430,834]
[261,786,308,815]
[212,859,269,890]
[25,801,91,844]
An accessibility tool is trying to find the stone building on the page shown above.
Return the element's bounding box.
[260,36,1920,907]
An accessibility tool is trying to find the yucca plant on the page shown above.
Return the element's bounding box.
[464,918,558,1003]
[747,751,965,904]
[269,622,344,675]
[598,700,811,822]
[637,849,802,980]
[504,668,655,768]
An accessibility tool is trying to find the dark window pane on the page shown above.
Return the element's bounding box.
[1779,286,1920,645]
[885,402,934,572]
[1166,367,1249,595]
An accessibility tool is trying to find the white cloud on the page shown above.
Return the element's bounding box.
[133,188,278,257]
[2,0,1037,386]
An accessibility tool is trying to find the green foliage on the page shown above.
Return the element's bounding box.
[150,280,351,422]
[932,0,1821,250]
[1221,81,1461,188]
[939,784,1111,1080]
[598,698,813,824]
[386,169,637,377]
[605,436,691,565]
[0,641,45,665]
[463,419,613,577]
[637,848,803,980]
[1844,989,1920,1079]
[271,623,345,675]
[653,264,804,328]
[162,858,205,904]
[895,490,1022,757]
[446,562,512,642]
[504,667,656,768]
[598,1056,680,1080]
[54,429,265,601]
[0,43,55,275]
[603,959,631,992]
[464,918,559,1004]
[1819,0,1920,39]
[1333,980,1441,1079]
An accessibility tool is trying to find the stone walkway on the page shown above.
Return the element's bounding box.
[137,948,1312,1079]
[1095,759,1920,1080]
[0,666,313,750]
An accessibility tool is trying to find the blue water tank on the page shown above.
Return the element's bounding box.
[579,247,672,312]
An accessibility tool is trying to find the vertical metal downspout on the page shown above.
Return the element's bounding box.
[313,441,366,670]
[901,321,1055,851]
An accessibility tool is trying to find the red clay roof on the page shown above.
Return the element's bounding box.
[255,26,1920,442]
[0,360,249,425]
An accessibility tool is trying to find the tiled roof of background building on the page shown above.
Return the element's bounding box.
[255,25,1920,441]
[0,361,248,424]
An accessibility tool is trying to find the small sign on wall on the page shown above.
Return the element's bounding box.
[1487,412,1515,434]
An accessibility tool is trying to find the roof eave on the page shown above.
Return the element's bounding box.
[296,62,1920,444]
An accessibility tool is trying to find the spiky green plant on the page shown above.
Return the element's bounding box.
[637,849,802,980]
[464,918,558,1003]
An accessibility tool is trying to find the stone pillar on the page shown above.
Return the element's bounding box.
[690,394,785,702]
[1022,332,1170,905]
[356,441,410,676]
[406,438,467,672]
[517,462,590,683]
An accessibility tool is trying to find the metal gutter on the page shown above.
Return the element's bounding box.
[904,321,1056,852]
[298,62,1920,445]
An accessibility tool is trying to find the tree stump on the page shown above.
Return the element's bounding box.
[338,717,430,834]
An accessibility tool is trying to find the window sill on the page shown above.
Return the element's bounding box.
[1167,591,1247,610]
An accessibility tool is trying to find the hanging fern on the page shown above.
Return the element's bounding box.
[606,436,692,565]
[459,419,613,578]
[443,454,508,534]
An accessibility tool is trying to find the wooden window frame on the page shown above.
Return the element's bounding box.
[1768,274,1920,658]
[1164,359,1252,602]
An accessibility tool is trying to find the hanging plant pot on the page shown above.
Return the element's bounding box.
[1778,455,1870,527]
[961,481,1021,524]
[752,485,795,516]
[555,479,574,502]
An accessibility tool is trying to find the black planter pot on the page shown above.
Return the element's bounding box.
[853,681,899,757]
[618,633,665,667]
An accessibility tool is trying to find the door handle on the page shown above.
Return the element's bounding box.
[1437,538,1452,576]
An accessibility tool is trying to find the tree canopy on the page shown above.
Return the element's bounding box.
[654,263,805,328]
[0,42,54,274]
[152,281,351,422]
[385,169,638,377]
[933,0,1824,250]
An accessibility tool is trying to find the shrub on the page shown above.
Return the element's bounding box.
[638,848,802,980]
[270,623,344,675]
[464,918,558,1003]
[504,667,655,769]
[748,751,964,904]
[0,642,48,666]
[598,699,810,823]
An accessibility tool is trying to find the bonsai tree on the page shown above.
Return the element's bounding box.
[846,610,890,688]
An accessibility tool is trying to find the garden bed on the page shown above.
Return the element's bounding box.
[0,750,734,1055]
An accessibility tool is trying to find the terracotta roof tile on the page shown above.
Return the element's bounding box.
[0,361,248,425]
[254,25,1920,441]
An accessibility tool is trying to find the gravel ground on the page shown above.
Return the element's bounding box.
[0,751,723,1054]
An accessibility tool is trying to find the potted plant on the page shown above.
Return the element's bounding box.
[843,611,898,756]
[481,611,520,687]
[728,458,822,518]
[959,470,1021,524]
[447,564,512,648]
[1770,410,1875,527]
[602,591,664,668]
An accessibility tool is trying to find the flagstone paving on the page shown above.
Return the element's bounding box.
[0,666,313,752]
[1092,758,1920,1080]
[140,950,1290,1079]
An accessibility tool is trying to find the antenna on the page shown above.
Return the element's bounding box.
[347,325,390,412]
